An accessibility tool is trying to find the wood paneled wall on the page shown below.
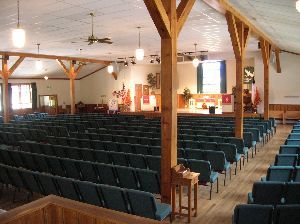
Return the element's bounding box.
[0,195,166,224]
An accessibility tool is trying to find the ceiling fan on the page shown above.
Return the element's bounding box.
[82,13,113,45]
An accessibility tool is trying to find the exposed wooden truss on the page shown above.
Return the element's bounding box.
[144,0,196,204]
[225,11,249,138]
[275,49,281,73]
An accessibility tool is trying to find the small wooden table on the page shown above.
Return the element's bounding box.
[171,171,200,223]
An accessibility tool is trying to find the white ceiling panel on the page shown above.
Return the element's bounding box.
[0,0,298,78]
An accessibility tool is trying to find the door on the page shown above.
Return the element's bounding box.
[39,95,58,115]
[135,84,142,112]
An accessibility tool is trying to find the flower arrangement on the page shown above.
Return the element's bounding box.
[253,87,262,108]
[112,83,131,111]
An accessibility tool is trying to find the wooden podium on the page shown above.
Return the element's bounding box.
[171,164,200,223]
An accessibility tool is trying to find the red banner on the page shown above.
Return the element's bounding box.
[222,94,232,105]
[143,95,150,104]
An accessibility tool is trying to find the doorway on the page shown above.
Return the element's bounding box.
[39,95,58,115]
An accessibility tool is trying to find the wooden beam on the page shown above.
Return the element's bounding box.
[57,59,69,77]
[275,49,281,73]
[144,0,171,38]
[1,57,10,123]
[0,51,110,65]
[176,0,196,35]
[69,61,76,115]
[260,38,271,120]
[112,71,118,80]
[225,11,249,138]
[75,64,84,74]
[225,12,241,59]
[8,56,25,76]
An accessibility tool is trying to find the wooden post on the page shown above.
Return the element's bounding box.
[144,0,196,204]
[2,56,9,123]
[57,60,83,115]
[69,61,76,115]
[0,56,25,123]
[225,12,249,138]
[260,39,271,120]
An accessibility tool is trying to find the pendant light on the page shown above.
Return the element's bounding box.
[297,0,300,13]
[107,64,114,73]
[192,43,200,68]
[35,43,43,71]
[135,27,144,61]
[12,0,26,48]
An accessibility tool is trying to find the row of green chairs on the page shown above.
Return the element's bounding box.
[0,163,170,221]
[0,148,161,194]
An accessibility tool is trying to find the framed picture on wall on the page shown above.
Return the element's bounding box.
[156,73,160,89]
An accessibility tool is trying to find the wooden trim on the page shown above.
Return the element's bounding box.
[75,64,84,74]
[0,51,110,65]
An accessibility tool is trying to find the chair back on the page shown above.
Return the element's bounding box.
[274,205,300,224]
[252,181,284,205]
[188,159,211,183]
[233,204,273,224]
[266,166,294,182]
[285,183,300,204]
[274,154,298,166]
[126,189,157,220]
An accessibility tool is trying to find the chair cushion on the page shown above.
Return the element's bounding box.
[235,153,242,162]
[243,147,249,154]
[155,203,171,221]
[210,171,219,183]
[224,161,231,171]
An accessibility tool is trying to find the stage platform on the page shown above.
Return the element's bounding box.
[121,109,260,118]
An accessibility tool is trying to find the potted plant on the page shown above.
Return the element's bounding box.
[183,87,192,108]
[147,73,156,94]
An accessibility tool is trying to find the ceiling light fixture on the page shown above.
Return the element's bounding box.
[12,0,26,48]
[156,57,161,64]
[297,0,300,12]
[135,27,144,61]
[35,43,43,71]
[124,59,128,67]
[130,57,136,65]
[192,43,200,68]
[150,57,154,64]
[107,64,114,73]
[44,76,48,80]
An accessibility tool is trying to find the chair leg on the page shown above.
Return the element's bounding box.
[209,183,212,200]
[229,167,232,180]
[217,178,219,193]
[240,159,242,170]
[247,152,249,162]
[252,148,254,158]
[224,171,226,186]
[235,162,237,175]
[242,156,245,166]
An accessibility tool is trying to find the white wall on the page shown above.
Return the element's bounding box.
[0,79,80,106]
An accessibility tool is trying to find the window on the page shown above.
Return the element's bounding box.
[11,84,32,109]
[197,60,226,94]
[202,62,221,93]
